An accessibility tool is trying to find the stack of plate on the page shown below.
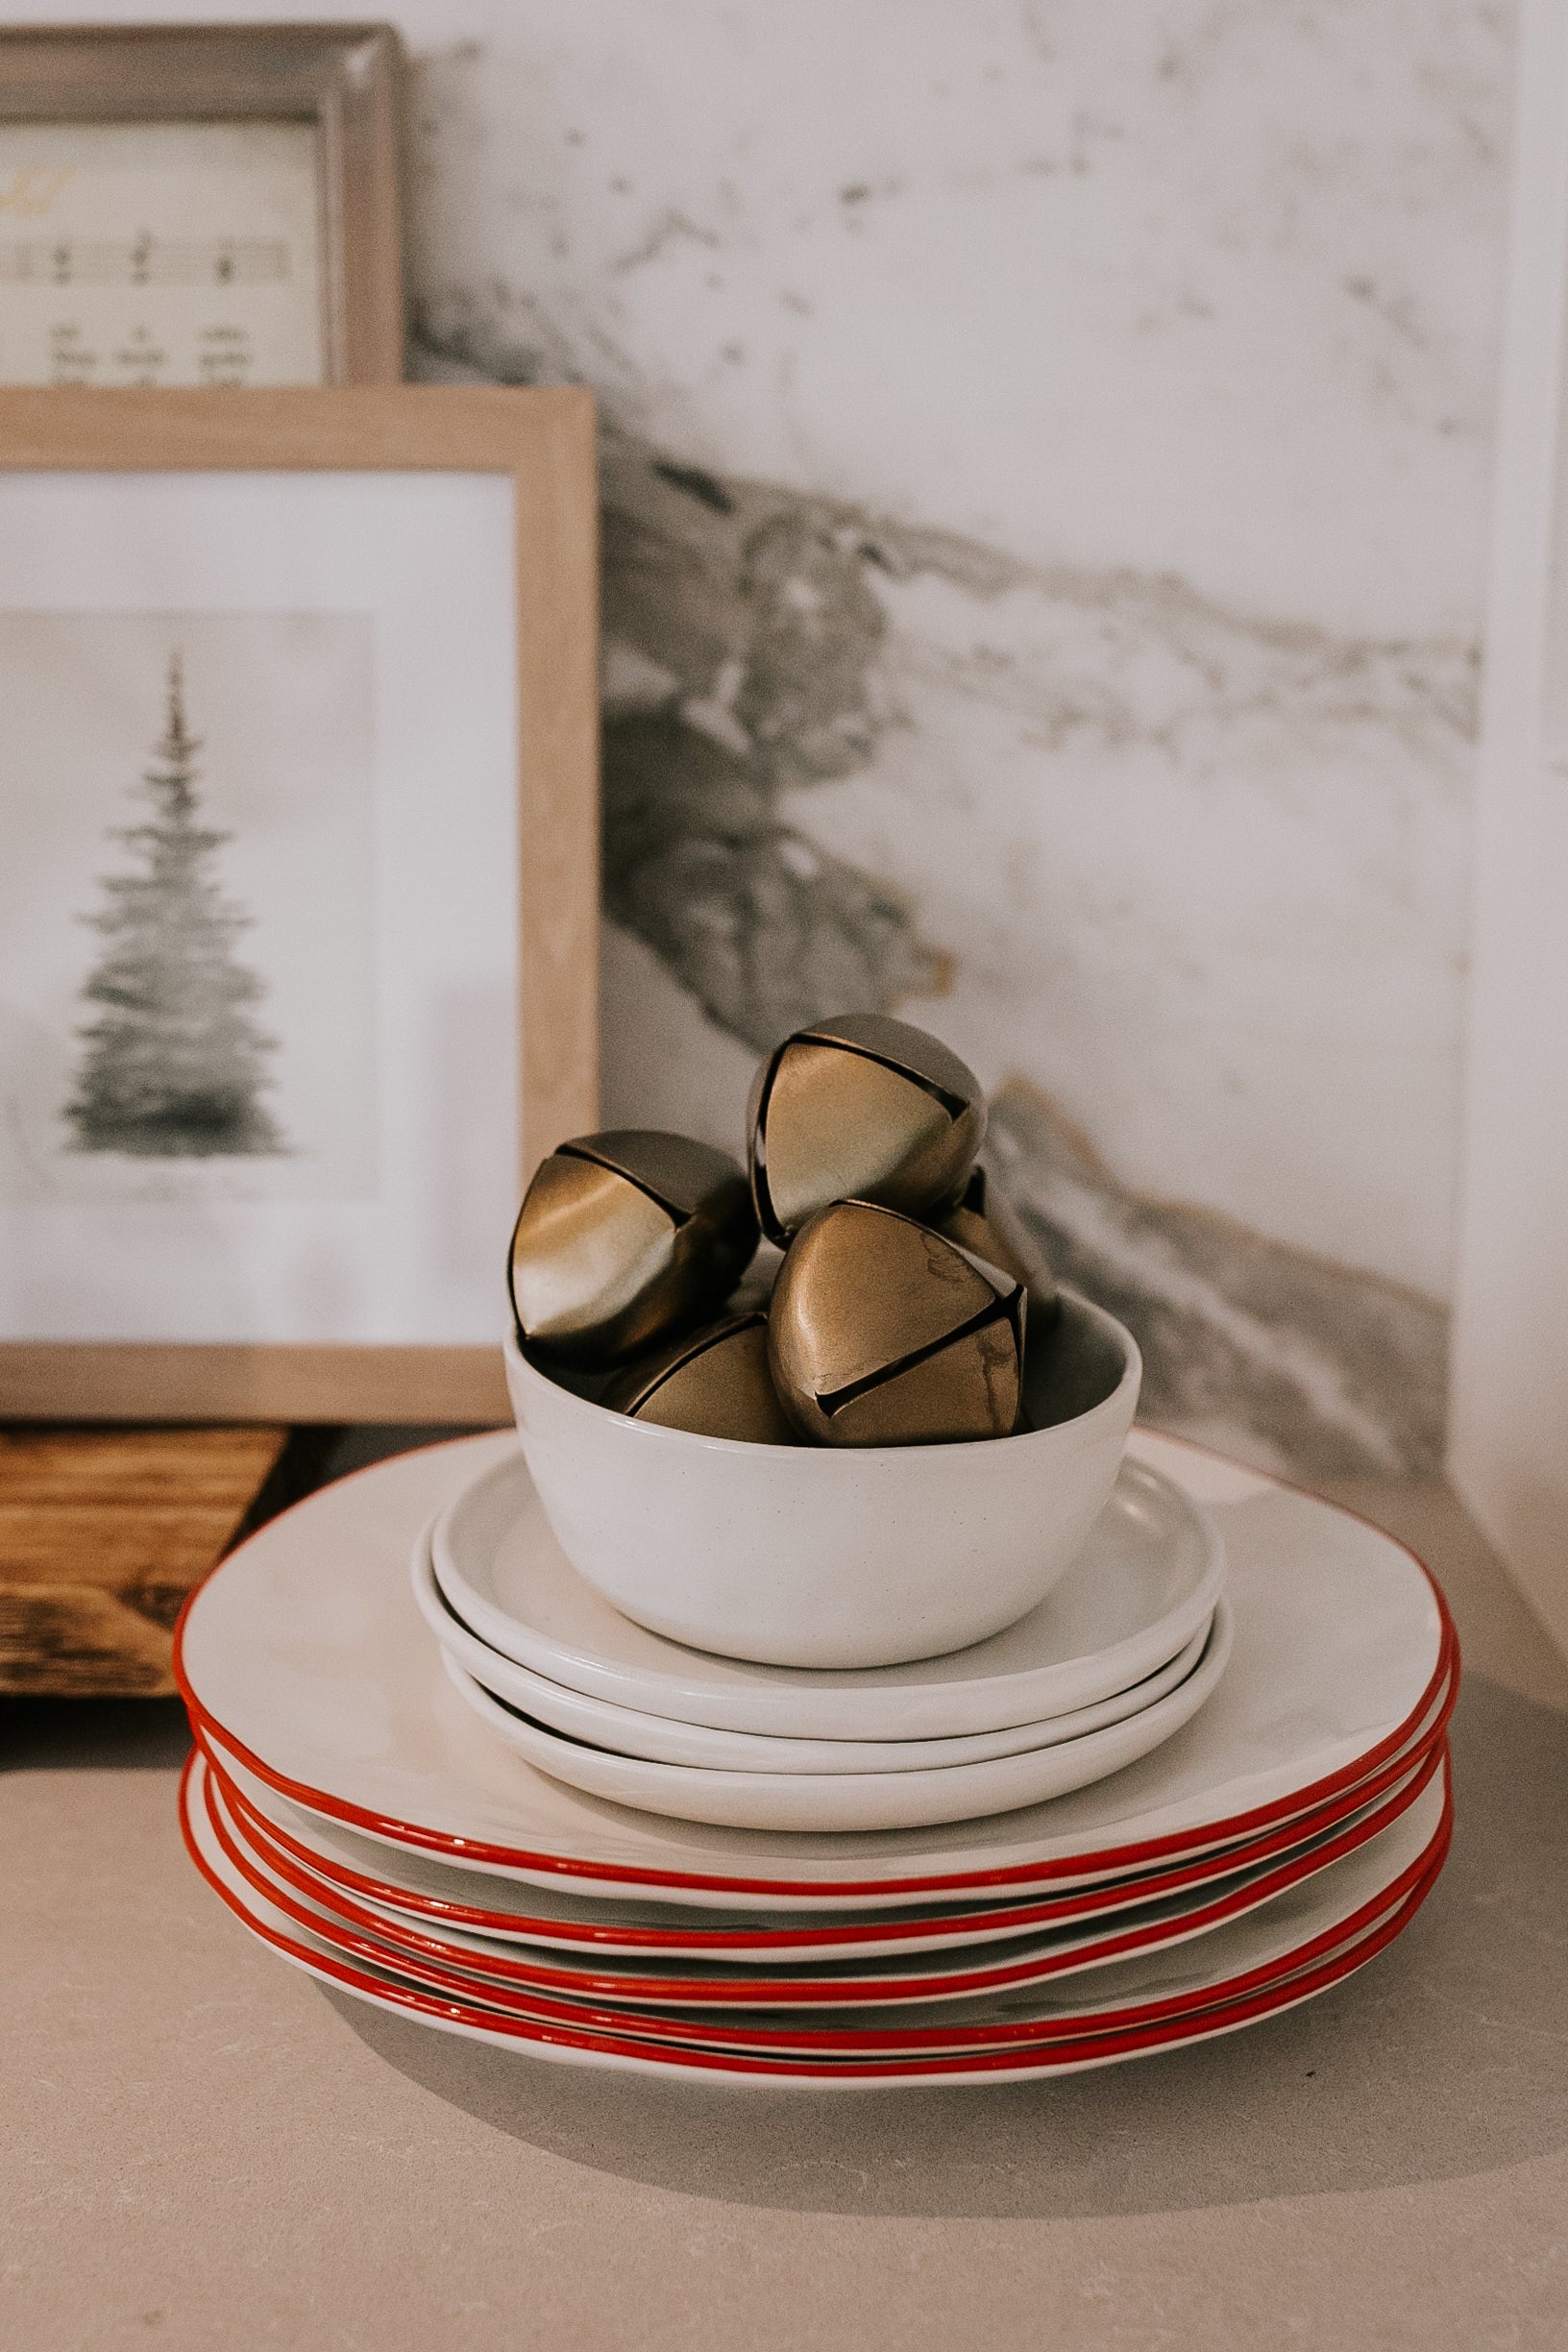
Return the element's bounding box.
[176,1429,1457,2087]
[411,1442,1234,1835]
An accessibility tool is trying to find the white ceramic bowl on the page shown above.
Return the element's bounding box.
[502,1287,1141,1671]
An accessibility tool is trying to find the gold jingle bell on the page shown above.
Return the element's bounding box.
[601,1311,798,1445]
[508,1130,757,1366]
[936,1164,1059,1319]
[769,1199,1026,1447]
[747,1012,986,1246]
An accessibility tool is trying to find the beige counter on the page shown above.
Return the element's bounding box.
[6,1458,1568,2352]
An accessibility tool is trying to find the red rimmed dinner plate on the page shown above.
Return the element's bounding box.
[203,1688,1452,1966]
[176,1430,1456,1907]
[181,1747,1451,2084]
[206,1735,1447,2012]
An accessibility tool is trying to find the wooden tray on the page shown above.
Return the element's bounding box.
[0,1424,332,1697]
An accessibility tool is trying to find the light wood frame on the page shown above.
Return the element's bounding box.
[0,22,405,383]
[0,385,600,1424]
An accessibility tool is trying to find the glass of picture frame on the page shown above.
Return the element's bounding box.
[0,386,600,1423]
[0,23,404,388]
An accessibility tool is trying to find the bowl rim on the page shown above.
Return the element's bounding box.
[503,1284,1141,1465]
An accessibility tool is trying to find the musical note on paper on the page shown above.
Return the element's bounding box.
[0,121,324,387]
[0,233,292,289]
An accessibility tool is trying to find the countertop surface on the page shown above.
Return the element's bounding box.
[6,1437,1568,2352]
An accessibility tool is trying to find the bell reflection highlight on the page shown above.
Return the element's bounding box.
[769,1199,1025,1447]
[602,1311,798,1444]
[508,1129,757,1366]
[748,1012,985,1246]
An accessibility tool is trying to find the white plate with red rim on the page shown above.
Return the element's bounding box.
[193,1748,1449,2046]
[429,1447,1226,1741]
[204,1737,1447,2011]
[188,1851,1445,2085]
[204,1700,1454,1961]
[181,1747,1451,2083]
[175,1430,1456,1908]
[438,1601,1235,1833]
[413,1532,1217,1774]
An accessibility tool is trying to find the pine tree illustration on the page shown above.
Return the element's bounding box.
[64,652,286,1159]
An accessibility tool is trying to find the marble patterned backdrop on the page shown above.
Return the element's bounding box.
[400,0,1514,1476]
[35,0,1516,1474]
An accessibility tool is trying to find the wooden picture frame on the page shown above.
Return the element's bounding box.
[0,23,404,384]
[0,385,599,1423]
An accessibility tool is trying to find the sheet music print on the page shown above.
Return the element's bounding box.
[0,122,325,387]
[0,232,290,287]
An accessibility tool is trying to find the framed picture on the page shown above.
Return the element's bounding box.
[0,386,599,1422]
[0,24,404,386]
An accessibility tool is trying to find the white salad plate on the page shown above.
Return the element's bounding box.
[438,1600,1235,1833]
[430,1446,1226,1740]
[177,1431,1456,1908]
[413,1532,1215,1775]
[205,1738,1445,2011]
[181,1748,1451,2083]
[207,1730,1450,1964]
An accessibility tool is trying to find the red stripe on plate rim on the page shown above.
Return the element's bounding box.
[171,1427,1460,1902]
[179,1744,1451,2081]
[205,1734,1448,2010]
[203,1686,1454,1952]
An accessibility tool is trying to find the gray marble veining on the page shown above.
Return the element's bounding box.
[988,1084,1447,1479]
[421,307,1467,1474]
[397,0,1515,1475]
